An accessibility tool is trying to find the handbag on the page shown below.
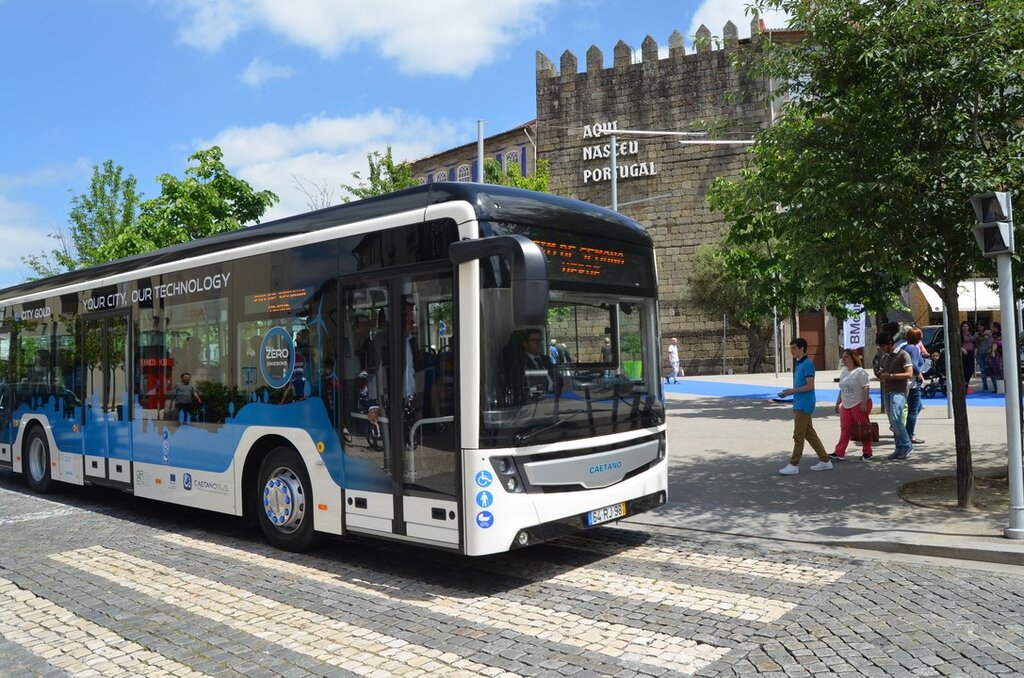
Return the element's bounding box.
[851,420,879,443]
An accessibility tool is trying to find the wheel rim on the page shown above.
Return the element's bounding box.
[28,437,46,482]
[262,466,306,533]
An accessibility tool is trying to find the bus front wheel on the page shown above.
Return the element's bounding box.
[256,447,316,552]
[25,427,53,494]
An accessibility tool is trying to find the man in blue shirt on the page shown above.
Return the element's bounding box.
[778,337,832,475]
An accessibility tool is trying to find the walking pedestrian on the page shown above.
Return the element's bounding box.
[903,327,926,444]
[960,320,976,386]
[666,337,681,384]
[830,349,873,461]
[876,332,914,460]
[975,320,994,391]
[777,338,832,475]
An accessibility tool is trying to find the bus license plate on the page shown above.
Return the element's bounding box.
[586,502,626,526]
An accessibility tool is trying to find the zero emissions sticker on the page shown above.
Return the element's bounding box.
[260,326,295,389]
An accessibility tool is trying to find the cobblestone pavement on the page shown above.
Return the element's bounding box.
[2,471,1024,677]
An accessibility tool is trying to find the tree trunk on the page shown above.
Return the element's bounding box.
[940,281,974,508]
[744,325,771,373]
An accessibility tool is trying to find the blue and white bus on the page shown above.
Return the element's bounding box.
[0,184,667,555]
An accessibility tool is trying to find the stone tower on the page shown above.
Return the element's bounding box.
[535,19,769,373]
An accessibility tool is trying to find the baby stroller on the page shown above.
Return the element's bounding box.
[921,349,947,398]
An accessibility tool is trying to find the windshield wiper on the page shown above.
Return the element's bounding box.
[513,409,587,445]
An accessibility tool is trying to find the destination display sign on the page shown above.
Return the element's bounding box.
[244,288,312,315]
[531,233,652,289]
[534,239,627,279]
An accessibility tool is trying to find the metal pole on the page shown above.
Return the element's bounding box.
[722,314,727,375]
[943,305,952,420]
[477,120,485,183]
[773,306,779,378]
[610,133,618,211]
[997,251,1024,538]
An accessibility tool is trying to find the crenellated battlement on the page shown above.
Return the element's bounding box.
[536,17,759,78]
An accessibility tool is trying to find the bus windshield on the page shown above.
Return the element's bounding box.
[479,225,664,448]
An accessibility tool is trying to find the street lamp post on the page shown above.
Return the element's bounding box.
[970,191,1024,538]
[605,128,753,213]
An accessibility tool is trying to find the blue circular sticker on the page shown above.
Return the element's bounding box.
[260,327,296,389]
[476,511,494,529]
[476,490,493,508]
[475,470,493,487]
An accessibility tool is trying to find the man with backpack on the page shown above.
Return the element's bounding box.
[876,332,915,460]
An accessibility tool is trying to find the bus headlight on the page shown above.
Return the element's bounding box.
[489,456,526,493]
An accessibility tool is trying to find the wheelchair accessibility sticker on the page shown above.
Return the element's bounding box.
[475,470,493,487]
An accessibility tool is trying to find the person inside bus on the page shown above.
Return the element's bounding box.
[321,356,340,429]
[279,353,308,403]
[168,372,202,421]
[340,314,371,439]
[502,328,559,406]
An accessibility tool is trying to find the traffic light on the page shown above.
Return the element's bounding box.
[970,191,1014,257]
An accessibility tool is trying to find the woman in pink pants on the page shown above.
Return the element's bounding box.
[831,349,873,460]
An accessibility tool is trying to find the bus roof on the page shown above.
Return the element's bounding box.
[3,183,651,299]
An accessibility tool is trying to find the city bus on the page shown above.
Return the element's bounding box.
[0,183,667,555]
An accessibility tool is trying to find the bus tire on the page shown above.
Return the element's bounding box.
[256,446,316,552]
[24,427,54,494]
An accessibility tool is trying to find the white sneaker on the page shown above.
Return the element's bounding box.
[778,463,799,475]
[810,460,833,471]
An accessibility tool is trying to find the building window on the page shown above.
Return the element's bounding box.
[456,164,471,182]
[417,177,426,185]
[504,150,520,172]
[434,170,449,183]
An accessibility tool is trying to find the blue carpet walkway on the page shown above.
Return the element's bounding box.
[664,379,1007,408]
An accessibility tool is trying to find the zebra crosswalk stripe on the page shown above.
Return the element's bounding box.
[155,533,730,674]
[498,557,796,623]
[558,534,847,584]
[0,576,210,677]
[51,546,520,678]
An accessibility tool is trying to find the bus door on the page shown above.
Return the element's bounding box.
[82,312,132,484]
[340,271,458,546]
[0,328,12,464]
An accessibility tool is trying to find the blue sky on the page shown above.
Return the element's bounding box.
[0,0,785,289]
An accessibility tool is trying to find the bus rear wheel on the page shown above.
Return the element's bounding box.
[25,428,53,494]
[256,447,316,552]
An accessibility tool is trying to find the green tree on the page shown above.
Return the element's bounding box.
[484,158,550,192]
[23,148,278,279]
[687,241,779,373]
[139,146,278,248]
[720,0,1024,506]
[341,145,417,201]
[22,160,141,277]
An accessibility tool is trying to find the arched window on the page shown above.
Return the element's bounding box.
[504,150,520,172]
[456,164,472,182]
[434,170,449,183]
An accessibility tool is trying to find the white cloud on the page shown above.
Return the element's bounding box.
[0,159,90,192]
[199,109,463,220]
[170,0,254,51]
[687,0,789,45]
[239,57,295,87]
[166,0,553,76]
[0,195,61,287]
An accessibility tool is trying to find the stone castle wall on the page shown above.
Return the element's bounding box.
[535,20,771,374]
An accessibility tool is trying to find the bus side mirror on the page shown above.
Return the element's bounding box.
[449,235,549,327]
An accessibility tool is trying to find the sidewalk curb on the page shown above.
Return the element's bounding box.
[827,539,1024,566]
